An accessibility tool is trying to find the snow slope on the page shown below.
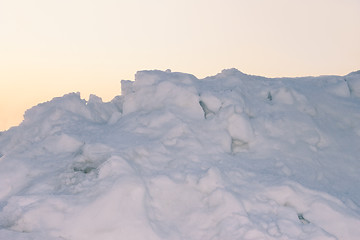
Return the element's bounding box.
[1,69,360,239]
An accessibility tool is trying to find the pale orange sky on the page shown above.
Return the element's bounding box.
[1,0,360,131]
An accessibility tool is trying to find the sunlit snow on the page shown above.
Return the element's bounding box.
[1,69,360,239]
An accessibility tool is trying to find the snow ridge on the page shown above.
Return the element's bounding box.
[0,69,360,239]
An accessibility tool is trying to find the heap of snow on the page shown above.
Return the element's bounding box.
[1,69,360,240]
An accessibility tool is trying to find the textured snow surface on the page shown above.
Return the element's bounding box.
[1,69,360,239]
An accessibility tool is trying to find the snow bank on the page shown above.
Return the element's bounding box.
[0,69,360,240]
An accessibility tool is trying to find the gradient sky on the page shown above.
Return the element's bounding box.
[1,0,360,131]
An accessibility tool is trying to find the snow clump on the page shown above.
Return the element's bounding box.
[0,69,360,239]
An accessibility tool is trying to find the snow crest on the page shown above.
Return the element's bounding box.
[1,69,360,240]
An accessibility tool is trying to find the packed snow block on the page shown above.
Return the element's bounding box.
[108,96,124,124]
[156,81,202,118]
[211,104,253,152]
[19,93,94,141]
[214,68,253,83]
[227,113,254,152]
[123,71,203,119]
[120,80,134,96]
[24,92,123,127]
[110,95,124,111]
[134,70,197,87]
[23,93,93,126]
[87,94,121,123]
[199,92,222,119]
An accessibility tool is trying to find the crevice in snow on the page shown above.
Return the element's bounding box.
[344,78,352,95]
[297,213,310,224]
[199,101,215,119]
[73,166,97,174]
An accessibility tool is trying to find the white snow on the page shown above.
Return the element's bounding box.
[0,69,360,239]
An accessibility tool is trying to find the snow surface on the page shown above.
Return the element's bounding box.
[1,69,360,239]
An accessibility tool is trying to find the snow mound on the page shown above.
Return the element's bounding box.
[1,69,360,240]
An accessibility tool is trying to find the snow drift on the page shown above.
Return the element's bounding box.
[1,69,360,239]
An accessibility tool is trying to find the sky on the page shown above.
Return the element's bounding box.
[1,0,360,131]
